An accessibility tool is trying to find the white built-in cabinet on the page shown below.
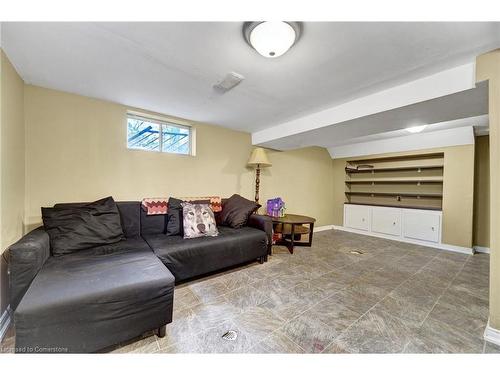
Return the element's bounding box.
[371,206,401,237]
[343,204,442,244]
[344,204,371,232]
[402,209,441,243]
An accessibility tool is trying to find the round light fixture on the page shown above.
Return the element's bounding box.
[406,125,428,133]
[243,22,301,58]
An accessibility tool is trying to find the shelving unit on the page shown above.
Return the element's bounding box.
[345,153,444,210]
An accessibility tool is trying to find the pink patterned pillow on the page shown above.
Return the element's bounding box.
[141,198,168,215]
[177,196,222,213]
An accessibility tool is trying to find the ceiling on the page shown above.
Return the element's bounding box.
[2,22,500,135]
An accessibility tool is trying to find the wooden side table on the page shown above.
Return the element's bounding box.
[270,214,316,254]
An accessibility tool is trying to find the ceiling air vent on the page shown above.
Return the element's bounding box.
[213,72,245,93]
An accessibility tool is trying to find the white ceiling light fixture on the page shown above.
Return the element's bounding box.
[406,125,428,133]
[243,22,301,58]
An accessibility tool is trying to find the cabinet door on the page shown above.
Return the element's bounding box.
[344,205,371,231]
[371,207,401,237]
[402,210,441,243]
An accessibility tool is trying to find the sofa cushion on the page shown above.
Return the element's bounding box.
[219,194,260,228]
[140,206,167,235]
[54,201,141,239]
[143,226,267,281]
[166,197,184,236]
[14,237,175,353]
[116,201,141,238]
[43,196,124,256]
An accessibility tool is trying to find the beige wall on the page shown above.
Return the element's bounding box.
[477,49,500,331]
[0,50,25,314]
[261,147,334,227]
[473,135,490,248]
[332,145,475,248]
[24,85,334,230]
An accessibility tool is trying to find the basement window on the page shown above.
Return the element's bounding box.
[126,113,193,155]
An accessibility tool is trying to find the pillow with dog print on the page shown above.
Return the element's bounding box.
[181,202,219,239]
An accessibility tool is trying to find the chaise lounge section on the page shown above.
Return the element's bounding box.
[14,238,174,353]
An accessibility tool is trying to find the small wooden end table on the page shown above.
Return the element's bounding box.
[270,214,316,254]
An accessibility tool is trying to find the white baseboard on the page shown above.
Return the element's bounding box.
[332,225,473,255]
[437,243,475,255]
[473,246,490,254]
[314,225,334,233]
[484,321,500,347]
[0,305,12,343]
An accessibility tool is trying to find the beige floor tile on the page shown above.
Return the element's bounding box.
[223,284,270,311]
[173,285,201,311]
[426,302,487,337]
[248,330,305,353]
[330,309,414,353]
[279,313,339,353]
[408,317,484,353]
[188,278,230,304]
[258,281,328,322]
[328,282,387,315]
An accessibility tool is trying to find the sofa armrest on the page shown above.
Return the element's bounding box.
[247,214,272,255]
[8,227,50,310]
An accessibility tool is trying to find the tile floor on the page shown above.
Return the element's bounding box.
[1,230,499,354]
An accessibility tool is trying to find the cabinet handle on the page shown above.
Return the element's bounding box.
[431,227,435,231]
[362,218,365,222]
[393,222,396,226]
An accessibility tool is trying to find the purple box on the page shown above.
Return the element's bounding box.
[267,197,285,217]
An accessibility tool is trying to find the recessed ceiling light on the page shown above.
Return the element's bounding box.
[243,22,301,58]
[406,125,427,133]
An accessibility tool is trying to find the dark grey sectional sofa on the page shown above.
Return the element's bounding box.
[8,201,272,353]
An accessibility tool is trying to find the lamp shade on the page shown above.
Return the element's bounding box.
[248,148,272,167]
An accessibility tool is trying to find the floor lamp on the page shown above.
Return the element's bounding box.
[248,148,272,204]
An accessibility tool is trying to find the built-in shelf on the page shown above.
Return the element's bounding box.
[344,153,445,210]
[345,165,444,173]
[345,176,443,183]
[345,192,443,198]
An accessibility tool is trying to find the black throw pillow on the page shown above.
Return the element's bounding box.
[42,196,124,256]
[219,194,261,228]
[166,197,184,236]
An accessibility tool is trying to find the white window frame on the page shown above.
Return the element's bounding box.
[126,111,196,156]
